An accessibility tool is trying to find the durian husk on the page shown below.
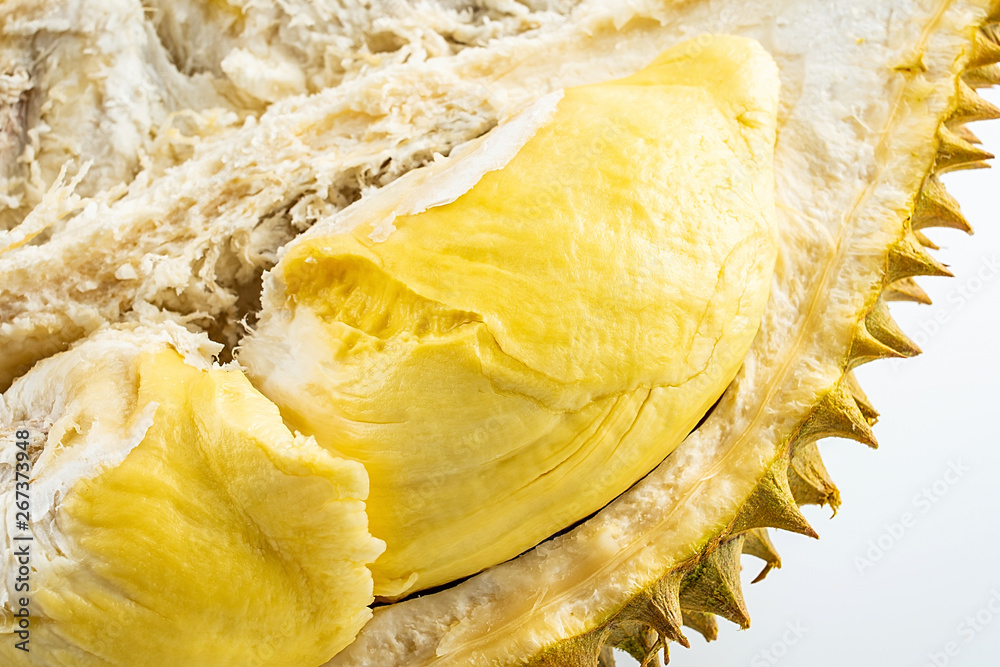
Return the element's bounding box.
[324,2,998,665]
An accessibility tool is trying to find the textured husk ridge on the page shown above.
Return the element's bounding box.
[533,10,998,667]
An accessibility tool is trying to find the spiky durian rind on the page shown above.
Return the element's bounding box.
[327,3,999,665]
[519,10,1000,667]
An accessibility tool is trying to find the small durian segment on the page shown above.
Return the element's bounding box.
[242,35,779,597]
[0,324,383,667]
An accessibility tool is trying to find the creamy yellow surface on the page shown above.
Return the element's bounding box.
[0,341,383,666]
[242,36,780,597]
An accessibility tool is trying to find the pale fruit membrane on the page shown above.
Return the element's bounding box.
[239,36,779,598]
[0,324,384,666]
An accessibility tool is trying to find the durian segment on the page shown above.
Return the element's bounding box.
[0,0,592,391]
[0,5,511,392]
[328,1,997,664]
[241,36,779,597]
[0,1,992,666]
[0,324,383,666]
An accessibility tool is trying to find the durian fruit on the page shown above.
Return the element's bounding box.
[315,3,1000,666]
[238,36,780,599]
[0,323,384,666]
[0,0,998,666]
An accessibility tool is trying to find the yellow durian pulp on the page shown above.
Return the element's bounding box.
[0,325,383,666]
[240,36,781,597]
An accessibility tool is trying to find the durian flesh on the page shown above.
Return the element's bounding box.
[0,0,997,665]
[240,36,779,598]
[0,324,383,666]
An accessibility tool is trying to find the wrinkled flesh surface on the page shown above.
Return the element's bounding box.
[241,37,779,598]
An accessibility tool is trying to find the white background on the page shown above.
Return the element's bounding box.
[617,88,1000,667]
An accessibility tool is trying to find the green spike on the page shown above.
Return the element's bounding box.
[607,624,662,667]
[934,125,994,173]
[950,125,982,145]
[741,528,782,584]
[842,370,879,425]
[968,25,1000,68]
[864,296,922,360]
[597,645,618,667]
[963,63,1000,88]
[988,3,1000,24]
[797,379,879,448]
[730,459,818,538]
[949,81,1000,125]
[848,323,909,368]
[527,628,610,667]
[886,232,954,284]
[883,277,932,305]
[788,441,842,512]
[679,537,750,629]
[616,572,689,649]
[913,230,938,250]
[911,175,972,233]
[681,612,718,643]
